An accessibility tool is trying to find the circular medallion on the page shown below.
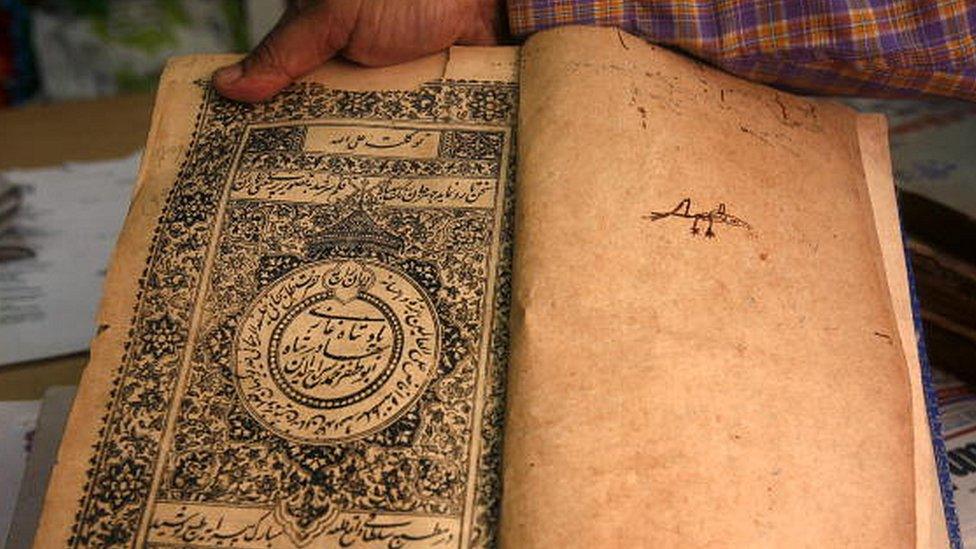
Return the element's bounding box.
[234,260,439,444]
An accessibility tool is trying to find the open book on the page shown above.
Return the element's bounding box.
[33,27,951,548]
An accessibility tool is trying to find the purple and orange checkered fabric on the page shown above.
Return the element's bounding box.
[508,0,976,101]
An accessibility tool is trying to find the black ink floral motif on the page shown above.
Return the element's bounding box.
[284,442,347,471]
[401,257,442,294]
[468,88,514,122]
[439,322,467,376]
[140,315,183,359]
[447,215,491,249]
[225,204,267,243]
[365,408,422,447]
[418,458,461,499]
[440,130,505,159]
[336,90,381,117]
[245,125,307,152]
[256,254,302,286]
[169,449,218,491]
[409,90,438,117]
[92,521,133,547]
[225,404,263,442]
[169,191,217,227]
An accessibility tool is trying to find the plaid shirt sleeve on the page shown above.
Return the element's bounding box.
[507,0,976,102]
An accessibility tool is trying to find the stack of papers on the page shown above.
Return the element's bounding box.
[934,369,976,546]
[5,387,77,549]
[0,152,141,365]
[0,400,41,544]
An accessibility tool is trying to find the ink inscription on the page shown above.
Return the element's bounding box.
[235,259,440,443]
[645,198,751,238]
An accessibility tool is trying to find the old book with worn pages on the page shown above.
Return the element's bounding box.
[33,27,952,548]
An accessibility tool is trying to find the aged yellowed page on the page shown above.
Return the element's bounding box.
[501,26,916,547]
[858,115,949,549]
[34,48,518,548]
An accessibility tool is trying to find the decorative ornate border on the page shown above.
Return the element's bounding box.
[69,79,517,548]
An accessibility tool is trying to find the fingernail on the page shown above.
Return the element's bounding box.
[215,63,244,85]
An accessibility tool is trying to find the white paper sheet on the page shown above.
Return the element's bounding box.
[0,400,41,544]
[934,369,976,546]
[6,386,77,549]
[0,152,141,365]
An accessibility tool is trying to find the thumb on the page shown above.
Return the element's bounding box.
[214,5,353,103]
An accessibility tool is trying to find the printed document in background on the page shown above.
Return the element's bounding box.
[6,386,77,549]
[0,400,41,544]
[935,369,976,546]
[847,97,976,220]
[0,152,141,365]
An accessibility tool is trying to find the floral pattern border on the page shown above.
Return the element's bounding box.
[68,79,517,548]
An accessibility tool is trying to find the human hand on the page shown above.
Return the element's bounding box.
[213,0,505,102]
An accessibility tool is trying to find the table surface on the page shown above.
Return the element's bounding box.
[0,93,154,400]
